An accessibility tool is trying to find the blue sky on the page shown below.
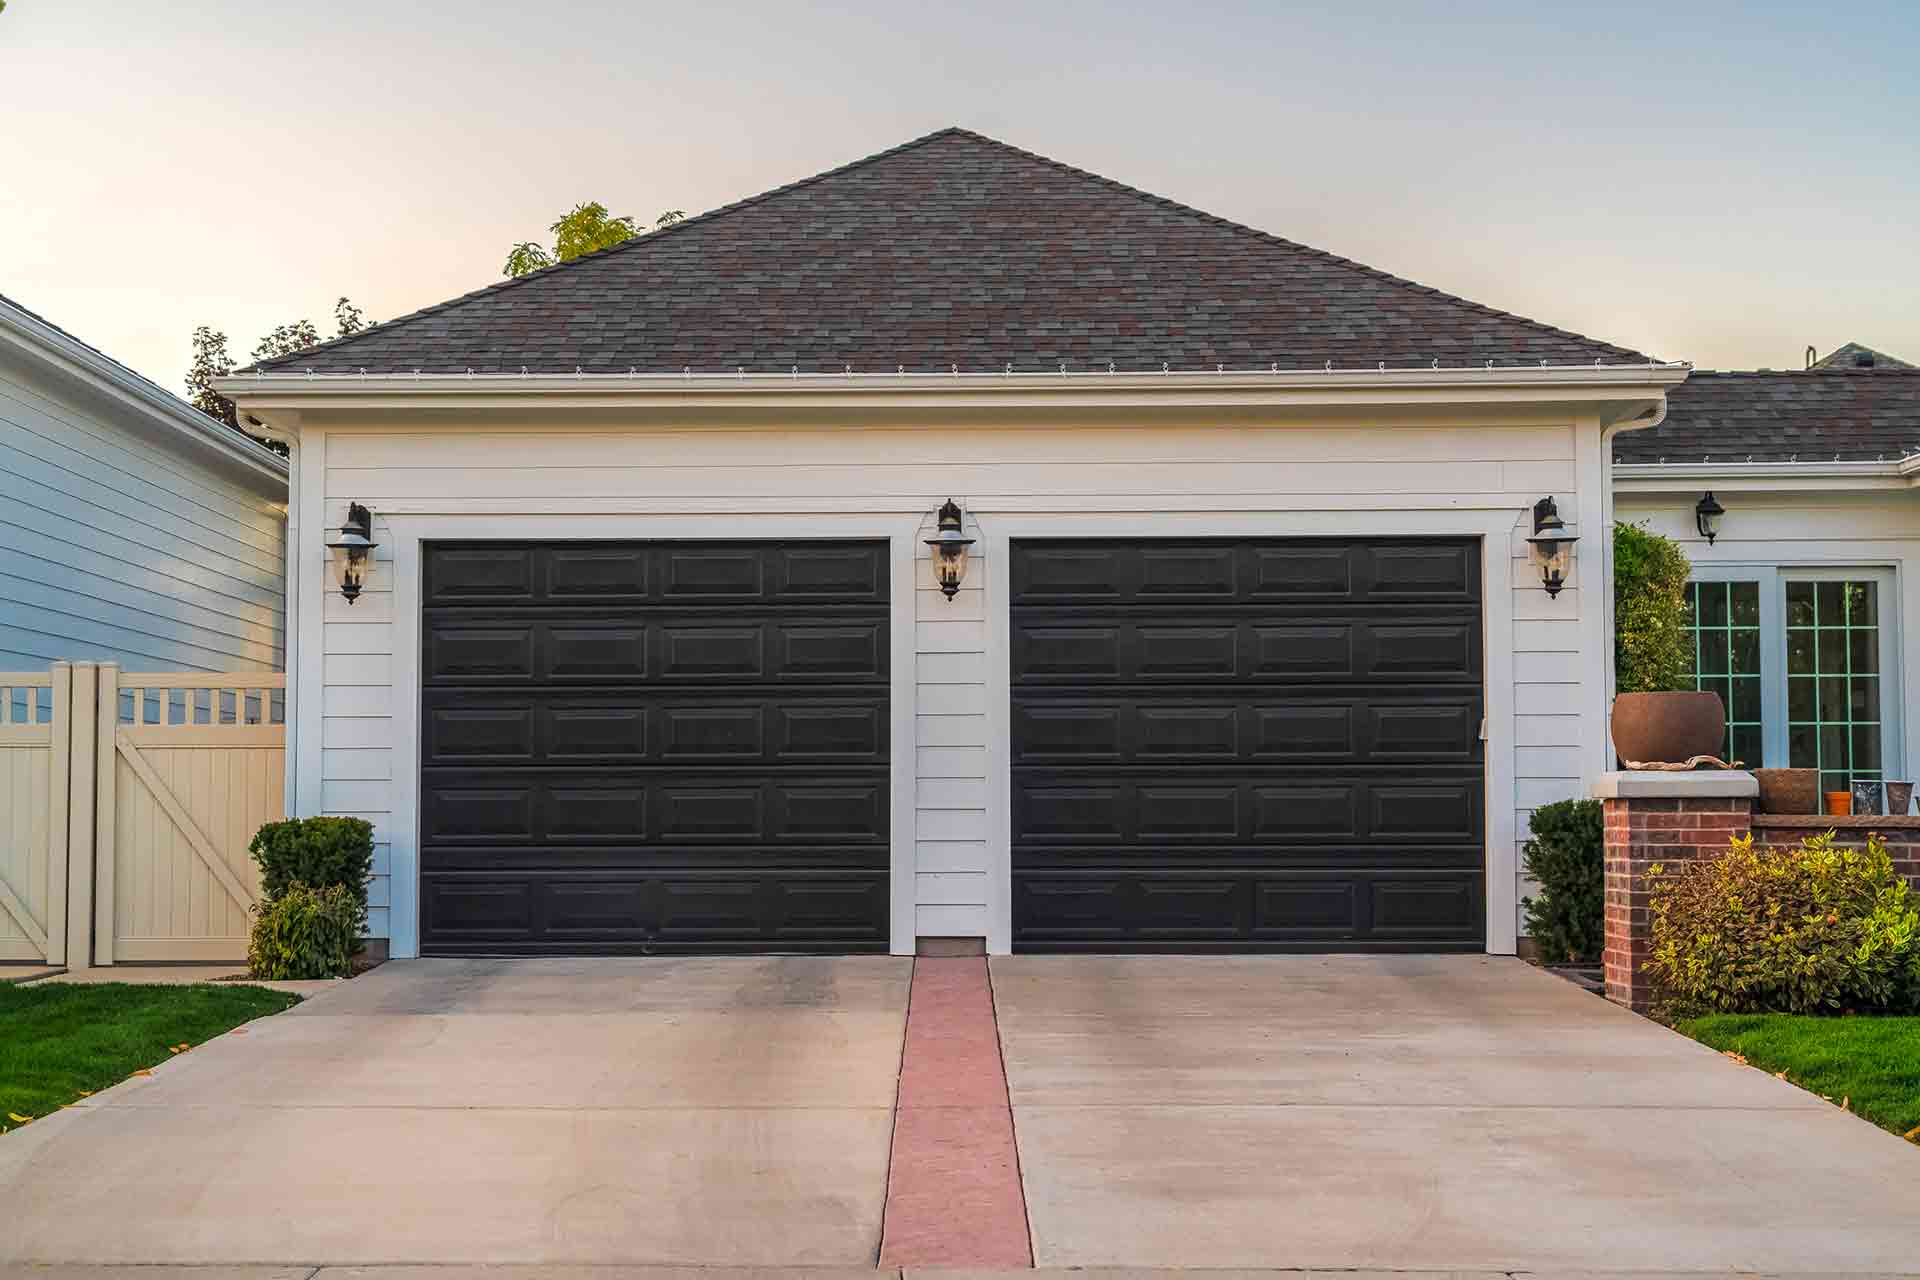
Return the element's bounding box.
[3,0,1915,392]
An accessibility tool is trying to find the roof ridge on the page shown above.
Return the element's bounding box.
[251,127,976,372]
[933,129,1652,362]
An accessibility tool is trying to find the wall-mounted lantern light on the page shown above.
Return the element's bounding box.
[924,499,975,600]
[325,502,378,604]
[1695,491,1725,545]
[1527,496,1578,598]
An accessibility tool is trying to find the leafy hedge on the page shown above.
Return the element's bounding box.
[247,883,361,981]
[245,816,374,979]
[1522,798,1605,963]
[1648,832,1920,1014]
[1614,521,1693,694]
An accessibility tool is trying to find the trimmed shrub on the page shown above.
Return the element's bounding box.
[1521,798,1604,964]
[1647,832,1920,1014]
[247,883,360,980]
[1614,521,1693,694]
[248,817,373,926]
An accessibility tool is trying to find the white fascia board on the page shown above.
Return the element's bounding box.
[0,306,288,491]
[1614,461,1918,494]
[213,363,1689,422]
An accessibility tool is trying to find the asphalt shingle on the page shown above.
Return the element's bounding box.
[254,128,1650,375]
[1616,369,1920,464]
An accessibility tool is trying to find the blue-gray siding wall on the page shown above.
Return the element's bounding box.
[0,359,285,674]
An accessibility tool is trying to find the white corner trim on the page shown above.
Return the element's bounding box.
[1590,770,1759,799]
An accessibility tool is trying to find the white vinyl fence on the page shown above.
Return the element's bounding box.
[0,664,284,969]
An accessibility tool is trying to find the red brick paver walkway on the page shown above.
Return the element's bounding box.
[878,956,1032,1268]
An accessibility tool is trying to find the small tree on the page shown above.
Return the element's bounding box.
[187,297,372,452]
[504,201,685,277]
[1613,521,1693,693]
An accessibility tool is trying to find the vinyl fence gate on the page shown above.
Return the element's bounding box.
[0,663,285,969]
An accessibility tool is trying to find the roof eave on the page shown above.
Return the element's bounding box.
[215,363,1688,424]
[0,305,288,491]
[1614,459,1920,494]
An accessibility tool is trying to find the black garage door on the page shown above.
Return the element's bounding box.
[1011,537,1485,951]
[419,540,889,954]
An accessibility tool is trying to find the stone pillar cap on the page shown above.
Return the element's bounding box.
[1591,770,1758,799]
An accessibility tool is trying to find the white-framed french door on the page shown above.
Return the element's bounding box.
[1685,564,1903,789]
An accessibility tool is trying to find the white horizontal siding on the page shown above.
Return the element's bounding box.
[313,416,1600,947]
[0,365,284,673]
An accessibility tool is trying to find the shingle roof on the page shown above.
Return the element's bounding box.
[254,127,1651,375]
[1615,369,1920,464]
[1811,341,1914,371]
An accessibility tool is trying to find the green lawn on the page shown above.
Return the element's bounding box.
[1680,1013,1920,1141]
[0,982,299,1132]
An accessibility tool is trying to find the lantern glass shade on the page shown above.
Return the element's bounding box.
[1695,491,1725,544]
[1526,496,1578,598]
[924,499,975,600]
[325,503,378,604]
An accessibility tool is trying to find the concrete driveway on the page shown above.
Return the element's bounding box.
[5,953,1920,1274]
[993,954,1920,1272]
[0,957,911,1267]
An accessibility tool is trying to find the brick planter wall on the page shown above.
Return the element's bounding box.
[1599,783,1754,1012]
[1595,774,1920,1013]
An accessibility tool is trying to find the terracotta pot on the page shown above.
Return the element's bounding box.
[1887,781,1915,817]
[1610,691,1727,767]
[1824,791,1853,816]
[1754,768,1820,815]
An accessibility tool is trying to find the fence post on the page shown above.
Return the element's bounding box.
[94,663,119,967]
[45,663,72,968]
[63,662,97,970]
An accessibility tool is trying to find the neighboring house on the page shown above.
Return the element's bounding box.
[216,127,1686,959]
[1614,354,1920,798]
[0,294,288,681]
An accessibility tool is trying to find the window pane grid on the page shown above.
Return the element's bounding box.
[1683,581,1763,765]
[1786,580,1882,793]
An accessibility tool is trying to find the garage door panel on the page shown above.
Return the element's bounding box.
[1013,536,1483,952]
[1013,871,1482,948]
[1011,697,1483,765]
[1010,618,1480,685]
[420,872,889,952]
[423,692,888,766]
[1014,773,1482,845]
[421,539,888,954]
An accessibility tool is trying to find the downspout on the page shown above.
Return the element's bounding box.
[1599,398,1671,713]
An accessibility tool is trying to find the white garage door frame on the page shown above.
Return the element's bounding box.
[380,512,923,959]
[979,510,1520,955]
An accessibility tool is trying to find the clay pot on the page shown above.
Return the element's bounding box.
[1825,791,1853,817]
[1887,781,1915,817]
[1610,691,1727,767]
[1754,768,1820,815]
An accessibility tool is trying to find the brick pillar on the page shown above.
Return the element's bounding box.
[1594,771,1756,1012]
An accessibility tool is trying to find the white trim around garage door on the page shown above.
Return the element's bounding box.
[979,510,1522,956]
[382,513,923,959]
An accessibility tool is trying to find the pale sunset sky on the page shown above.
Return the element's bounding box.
[3,0,1915,394]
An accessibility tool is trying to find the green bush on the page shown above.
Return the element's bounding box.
[247,883,360,980]
[1647,832,1920,1014]
[248,817,373,925]
[1614,521,1693,694]
[1521,798,1604,963]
